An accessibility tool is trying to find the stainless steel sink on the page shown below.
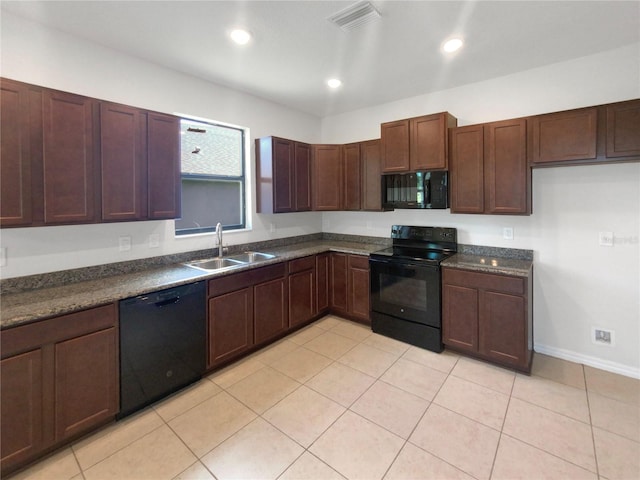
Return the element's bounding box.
[183,251,276,272]
[229,251,276,263]
[184,257,246,272]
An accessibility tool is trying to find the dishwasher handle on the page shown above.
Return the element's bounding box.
[155,296,180,308]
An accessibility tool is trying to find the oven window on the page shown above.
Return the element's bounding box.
[379,273,427,311]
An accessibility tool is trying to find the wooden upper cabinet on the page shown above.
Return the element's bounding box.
[449,125,484,214]
[381,119,410,172]
[530,107,598,165]
[343,143,361,210]
[0,79,33,227]
[361,139,382,211]
[294,142,312,211]
[42,89,97,225]
[312,144,342,210]
[484,118,529,214]
[451,119,530,215]
[274,137,295,213]
[100,102,146,221]
[147,113,180,219]
[410,113,457,170]
[255,137,310,213]
[606,99,640,159]
[382,112,456,173]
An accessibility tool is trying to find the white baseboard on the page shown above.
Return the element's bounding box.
[534,344,640,380]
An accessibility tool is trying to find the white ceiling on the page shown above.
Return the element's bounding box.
[2,1,639,117]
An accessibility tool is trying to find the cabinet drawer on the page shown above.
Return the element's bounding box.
[443,268,524,296]
[1,304,117,358]
[208,263,287,297]
[288,255,315,274]
[348,254,369,270]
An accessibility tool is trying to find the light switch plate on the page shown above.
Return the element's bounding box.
[119,235,132,252]
[599,232,614,247]
[149,233,160,248]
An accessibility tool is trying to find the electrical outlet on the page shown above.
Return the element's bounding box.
[503,227,514,240]
[592,327,615,346]
[366,221,373,229]
[149,233,160,248]
[269,223,276,233]
[119,235,132,252]
[0,247,6,267]
[599,232,614,247]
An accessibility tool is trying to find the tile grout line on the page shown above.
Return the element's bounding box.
[486,368,516,480]
[583,364,601,478]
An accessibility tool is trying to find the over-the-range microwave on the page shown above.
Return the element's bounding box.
[382,171,448,210]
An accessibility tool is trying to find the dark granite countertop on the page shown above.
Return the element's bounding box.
[1,240,382,329]
[442,253,533,277]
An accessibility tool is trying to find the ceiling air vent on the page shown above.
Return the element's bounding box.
[329,1,381,31]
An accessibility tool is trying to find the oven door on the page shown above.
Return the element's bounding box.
[369,256,441,327]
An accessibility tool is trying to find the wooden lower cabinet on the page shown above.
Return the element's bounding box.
[0,304,118,476]
[330,252,370,325]
[255,277,288,344]
[208,288,254,367]
[316,252,330,314]
[288,256,315,327]
[442,267,533,372]
[207,263,287,368]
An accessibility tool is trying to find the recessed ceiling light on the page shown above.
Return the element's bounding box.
[327,78,342,89]
[442,37,463,53]
[230,29,252,45]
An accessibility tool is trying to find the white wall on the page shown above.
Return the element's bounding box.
[321,44,640,377]
[0,11,323,278]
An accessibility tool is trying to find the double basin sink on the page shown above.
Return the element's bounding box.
[184,252,276,273]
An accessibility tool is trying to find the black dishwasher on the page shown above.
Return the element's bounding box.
[118,281,206,419]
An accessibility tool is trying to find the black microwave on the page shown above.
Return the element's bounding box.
[382,171,448,209]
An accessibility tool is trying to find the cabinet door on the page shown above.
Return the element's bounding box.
[148,113,180,219]
[42,89,96,224]
[530,107,597,164]
[273,137,294,213]
[294,142,312,211]
[289,269,315,327]
[254,277,288,344]
[348,255,370,324]
[361,139,382,211]
[606,100,640,159]
[0,79,33,226]
[208,288,253,367]
[100,102,146,221]
[312,144,342,210]
[381,119,410,172]
[410,113,448,170]
[330,253,348,315]
[479,290,527,369]
[54,327,118,441]
[1,349,44,471]
[484,119,529,214]
[316,253,330,314]
[450,125,484,214]
[343,143,361,210]
[442,283,479,352]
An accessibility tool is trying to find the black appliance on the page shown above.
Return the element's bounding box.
[370,225,457,352]
[382,171,448,209]
[118,281,206,419]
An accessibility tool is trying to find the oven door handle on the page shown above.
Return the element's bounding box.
[369,256,439,271]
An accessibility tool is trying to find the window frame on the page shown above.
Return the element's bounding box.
[174,118,247,236]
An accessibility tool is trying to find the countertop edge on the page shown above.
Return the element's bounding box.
[1,241,379,329]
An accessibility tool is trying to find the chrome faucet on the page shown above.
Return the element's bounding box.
[215,222,223,257]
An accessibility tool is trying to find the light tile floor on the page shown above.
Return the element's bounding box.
[10,316,640,480]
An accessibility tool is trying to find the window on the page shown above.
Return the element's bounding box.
[175,118,246,235]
